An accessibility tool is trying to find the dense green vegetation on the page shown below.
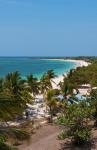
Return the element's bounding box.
[1,59,97,149]
[0,70,57,149]
[64,56,97,63]
[58,101,92,145]
[0,71,32,149]
[60,61,97,94]
[57,60,97,147]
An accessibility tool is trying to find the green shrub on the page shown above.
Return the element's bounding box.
[58,102,92,146]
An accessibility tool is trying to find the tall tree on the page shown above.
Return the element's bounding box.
[27,74,40,96]
[0,91,30,149]
[40,73,52,94]
[4,71,24,94]
[4,71,32,106]
[46,70,57,81]
[46,90,58,122]
[0,72,33,149]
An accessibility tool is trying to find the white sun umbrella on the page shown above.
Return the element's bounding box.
[26,103,38,109]
[35,94,43,99]
[35,94,44,103]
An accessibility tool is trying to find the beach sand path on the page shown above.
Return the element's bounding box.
[18,124,63,150]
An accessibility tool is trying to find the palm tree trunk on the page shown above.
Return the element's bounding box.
[49,107,53,123]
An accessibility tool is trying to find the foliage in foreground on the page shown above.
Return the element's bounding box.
[0,142,17,150]
[0,70,57,149]
[46,90,58,122]
[57,101,93,145]
[0,71,32,149]
[89,89,97,126]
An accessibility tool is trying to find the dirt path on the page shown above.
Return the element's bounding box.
[18,124,97,150]
[18,124,63,150]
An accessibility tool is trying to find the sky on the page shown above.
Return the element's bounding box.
[0,0,97,56]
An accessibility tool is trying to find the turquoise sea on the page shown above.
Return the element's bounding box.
[0,57,77,78]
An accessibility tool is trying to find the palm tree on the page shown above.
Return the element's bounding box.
[0,127,29,150]
[46,90,58,122]
[67,69,75,79]
[40,70,57,94]
[40,73,52,94]
[59,80,69,98]
[4,71,23,94]
[46,70,57,80]
[46,70,57,84]
[0,91,30,149]
[59,76,76,98]
[26,74,40,96]
[0,72,33,149]
[3,71,32,107]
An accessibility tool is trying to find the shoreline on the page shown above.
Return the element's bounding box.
[29,59,90,119]
[28,59,90,119]
[51,59,90,89]
[41,58,89,67]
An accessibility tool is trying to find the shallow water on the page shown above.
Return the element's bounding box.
[0,57,77,78]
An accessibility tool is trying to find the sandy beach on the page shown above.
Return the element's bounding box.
[26,59,90,119]
[51,59,90,89]
[64,59,89,67]
[41,58,89,67]
[37,58,89,89]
